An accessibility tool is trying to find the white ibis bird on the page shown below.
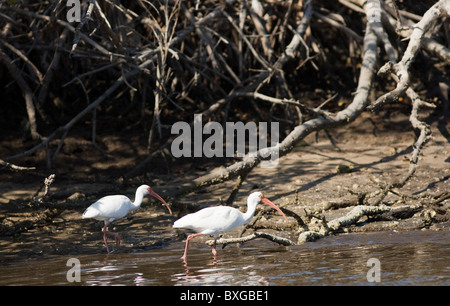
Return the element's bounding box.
[173,191,287,261]
[82,184,172,253]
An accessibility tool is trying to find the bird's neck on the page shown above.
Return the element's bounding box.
[242,202,257,224]
[130,189,145,210]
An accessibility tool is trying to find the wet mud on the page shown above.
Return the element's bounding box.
[1,111,449,263]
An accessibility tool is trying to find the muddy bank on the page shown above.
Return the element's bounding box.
[1,111,449,260]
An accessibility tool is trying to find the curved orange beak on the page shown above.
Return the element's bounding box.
[261,196,287,221]
[148,188,172,215]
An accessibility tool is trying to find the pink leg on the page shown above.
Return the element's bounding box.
[212,238,217,257]
[105,231,120,245]
[181,233,203,262]
[101,221,120,253]
[212,239,218,266]
[101,223,111,253]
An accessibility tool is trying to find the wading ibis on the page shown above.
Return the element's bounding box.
[82,185,172,253]
[173,191,287,261]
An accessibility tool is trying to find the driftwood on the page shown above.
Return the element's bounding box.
[205,203,424,248]
[297,204,420,243]
[206,231,296,248]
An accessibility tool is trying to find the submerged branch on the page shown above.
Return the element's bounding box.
[206,231,296,248]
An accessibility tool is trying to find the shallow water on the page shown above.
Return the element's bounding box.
[0,229,449,286]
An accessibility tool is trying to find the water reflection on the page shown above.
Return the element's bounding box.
[0,229,449,285]
[172,254,270,285]
[83,257,128,286]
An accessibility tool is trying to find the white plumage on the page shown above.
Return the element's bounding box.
[83,195,133,222]
[174,206,245,235]
[83,184,172,253]
[173,191,287,261]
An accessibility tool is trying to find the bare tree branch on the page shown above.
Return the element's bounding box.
[178,1,378,195]
[369,0,450,112]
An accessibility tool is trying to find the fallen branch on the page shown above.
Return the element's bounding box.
[297,204,420,244]
[206,231,296,248]
[205,203,424,247]
[372,204,422,221]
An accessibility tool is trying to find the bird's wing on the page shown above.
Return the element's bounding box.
[82,195,130,220]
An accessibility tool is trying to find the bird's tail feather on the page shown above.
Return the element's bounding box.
[82,207,99,219]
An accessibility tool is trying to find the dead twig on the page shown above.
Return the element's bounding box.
[0,159,36,171]
[29,174,56,206]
